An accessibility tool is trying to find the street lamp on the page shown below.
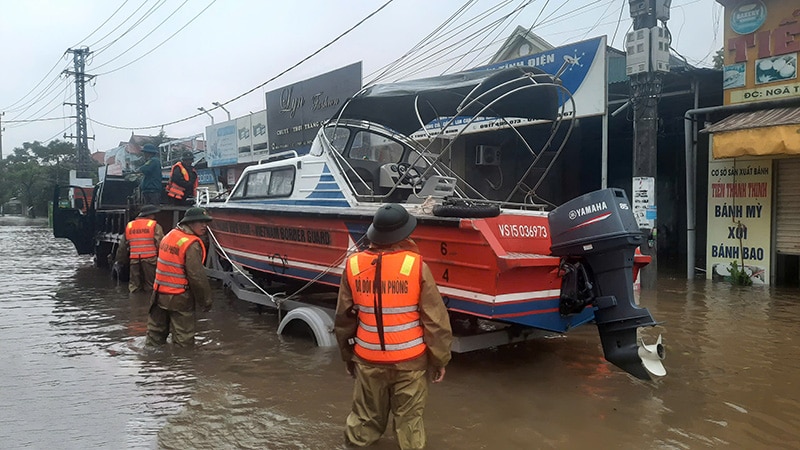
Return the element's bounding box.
[212,102,231,121]
[197,106,214,124]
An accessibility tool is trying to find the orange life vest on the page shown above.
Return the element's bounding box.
[125,218,158,259]
[346,249,426,363]
[153,228,206,294]
[165,162,198,199]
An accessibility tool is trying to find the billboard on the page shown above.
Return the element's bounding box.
[251,110,268,150]
[236,115,252,154]
[266,62,362,153]
[476,35,608,119]
[206,120,238,167]
[722,1,799,104]
[414,36,608,137]
[706,157,772,284]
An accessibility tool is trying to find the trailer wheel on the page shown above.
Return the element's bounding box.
[277,306,336,347]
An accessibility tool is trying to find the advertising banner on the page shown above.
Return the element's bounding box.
[706,158,772,284]
[478,35,607,118]
[251,110,268,149]
[206,120,238,167]
[266,62,362,153]
[415,36,607,137]
[722,1,799,105]
[236,115,252,154]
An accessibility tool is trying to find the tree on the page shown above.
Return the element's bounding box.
[712,47,725,70]
[0,139,93,217]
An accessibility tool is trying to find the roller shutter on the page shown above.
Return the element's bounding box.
[776,158,800,255]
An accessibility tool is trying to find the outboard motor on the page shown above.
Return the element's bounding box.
[549,188,665,380]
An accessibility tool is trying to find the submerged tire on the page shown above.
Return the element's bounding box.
[432,203,501,218]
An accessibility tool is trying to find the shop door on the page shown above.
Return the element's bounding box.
[776,158,800,254]
[775,158,800,285]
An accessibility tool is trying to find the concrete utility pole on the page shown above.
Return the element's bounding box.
[0,111,4,160]
[64,47,95,179]
[626,0,670,288]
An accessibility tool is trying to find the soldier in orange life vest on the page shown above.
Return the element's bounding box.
[334,204,453,450]
[165,150,198,205]
[114,204,164,294]
[145,207,213,347]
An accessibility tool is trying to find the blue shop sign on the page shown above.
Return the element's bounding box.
[730,1,767,35]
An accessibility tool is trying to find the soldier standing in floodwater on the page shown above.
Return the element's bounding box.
[335,204,452,450]
[146,207,213,347]
[115,204,164,294]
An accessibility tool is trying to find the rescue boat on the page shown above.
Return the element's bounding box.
[204,66,666,379]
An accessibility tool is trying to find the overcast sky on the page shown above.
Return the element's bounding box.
[0,0,723,155]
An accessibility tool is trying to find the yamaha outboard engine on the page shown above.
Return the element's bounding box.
[549,188,665,380]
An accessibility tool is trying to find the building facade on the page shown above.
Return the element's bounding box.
[706,0,800,285]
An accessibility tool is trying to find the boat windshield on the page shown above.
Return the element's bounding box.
[348,131,404,164]
[312,126,350,156]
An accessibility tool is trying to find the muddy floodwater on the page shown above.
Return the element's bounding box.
[1,220,799,449]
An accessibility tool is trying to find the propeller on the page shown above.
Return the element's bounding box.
[638,334,666,378]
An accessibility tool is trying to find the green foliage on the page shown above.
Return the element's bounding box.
[712,47,725,70]
[728,260,753,286]
[0,139,93,217]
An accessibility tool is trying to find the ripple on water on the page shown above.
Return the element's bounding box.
[3,225,800,449]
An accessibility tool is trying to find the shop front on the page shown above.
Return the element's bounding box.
[708,0,800,285]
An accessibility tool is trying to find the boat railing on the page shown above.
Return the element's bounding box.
[258,150,299,164]
[324,141,379,199]
[195,187,229,206]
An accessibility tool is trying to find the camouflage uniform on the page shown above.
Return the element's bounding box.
[115,221,164,293]
[145,223,212,347]
[335,239,453,450]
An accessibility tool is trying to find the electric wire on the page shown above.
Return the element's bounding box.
[442,0,530,73]
[380,2,532,81]
[6,77,66,121]
[90,0,396,131]
[609,0,626,48]
[10,0,715,146]
[84,1,150,52]
[91,0,192,72]
[6,81,72,127]
[685,1,722,67]
[579,0,617,41]
[0,57,67,112]
[41,123,74,144]
[368,0,519,84]
[92,0,168,57]
[387,1,519,78]
[3,116,72,124]
[72,0,131,48]
[9,102,68,130]
[530,0,608,31]
[533,0,614,42]
[389,0,612,81]
[3,65,69,115]
[366,0,478,85]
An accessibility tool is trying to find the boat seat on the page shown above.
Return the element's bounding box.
[406,176,457,203]
[345,167,375,195]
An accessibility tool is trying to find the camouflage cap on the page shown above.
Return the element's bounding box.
[179,207,213,224]
[138,204,161,217]
[142,144,158,154]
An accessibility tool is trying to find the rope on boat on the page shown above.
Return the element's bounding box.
[207,227,284,311]
[282,234,368,302]
[206,227,367,312]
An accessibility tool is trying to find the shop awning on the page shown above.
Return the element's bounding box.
[706,107,800,158]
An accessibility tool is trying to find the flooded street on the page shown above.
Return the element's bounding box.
[2,221,799,449]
